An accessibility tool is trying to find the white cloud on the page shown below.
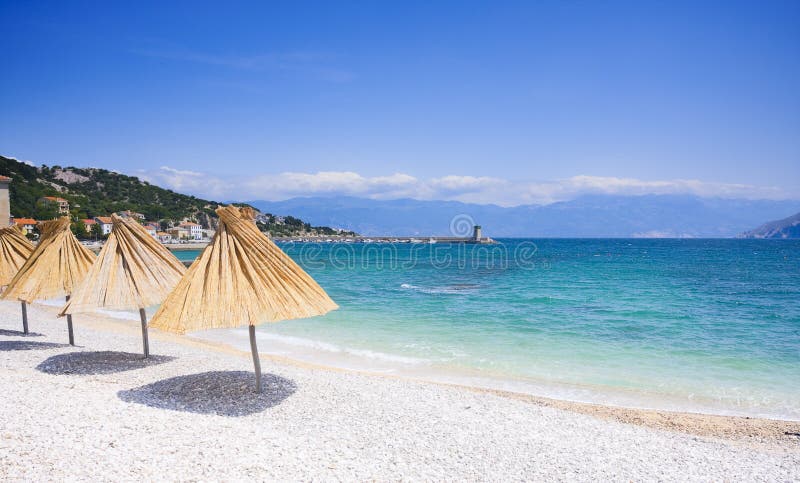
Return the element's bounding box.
[137,166,791,206]
[241,171,422,200]
[429,175,507,193]
[513,176,786,204]
[139,166,233,200]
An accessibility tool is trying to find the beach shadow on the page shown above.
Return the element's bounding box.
[117,371,296,416]
[0,340,67,351]
[0,329,44,337]
[36,351,175,375]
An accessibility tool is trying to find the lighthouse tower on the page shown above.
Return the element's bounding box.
[472,225,482,242]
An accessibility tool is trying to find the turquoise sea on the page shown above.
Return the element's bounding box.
[175,239,800,420]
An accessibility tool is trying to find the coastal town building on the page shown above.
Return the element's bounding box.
[156,231,172,243]
[13,217,37,235]
[82,219,97,231]
[38,196,70,214]
[144,223,159,238]
[179,222,203,240]
[167,226,190,240]
[0,175,10,227]
[94,216,113,235]
[117,210,146,221]
[254,213,271,224]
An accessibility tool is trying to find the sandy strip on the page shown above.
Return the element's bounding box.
[1,300,798,481]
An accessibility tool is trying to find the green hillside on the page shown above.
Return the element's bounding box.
[0,154,354,237]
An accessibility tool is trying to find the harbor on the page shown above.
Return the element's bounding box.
[273,226,496,244]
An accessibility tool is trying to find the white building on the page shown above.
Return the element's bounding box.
[179,222,203,240]
[94,216,113,235]
[117,210,146,221]
[39,196,70,214]
[12,217,37,235]
[144,223,159,238]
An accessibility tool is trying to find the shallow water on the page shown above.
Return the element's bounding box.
[177,239,800,419]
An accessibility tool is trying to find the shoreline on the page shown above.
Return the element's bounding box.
[3,300,799,479]
[84,242,209,253]
[20,301,800,447]
[196,326,800,423]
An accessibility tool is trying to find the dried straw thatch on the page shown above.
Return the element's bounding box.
[61,214,185,313]
[0,225,36,334]
[1,217,95,343]
[149,205,338,391]
[2,217,95,302]
[0,225,34,287]
[60,214,186,357]
[150,205,338,334]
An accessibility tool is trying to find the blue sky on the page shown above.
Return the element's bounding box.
[1,0,798,205]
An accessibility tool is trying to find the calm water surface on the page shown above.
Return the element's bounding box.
[177,239,800,419]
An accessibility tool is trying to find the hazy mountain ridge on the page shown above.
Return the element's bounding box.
[247,195,800,238]
[739,212,800,239]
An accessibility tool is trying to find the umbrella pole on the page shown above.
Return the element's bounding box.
[249,324,262,393]
[65,295,74,346]
[21,301,28,335]
[139,308,150,358]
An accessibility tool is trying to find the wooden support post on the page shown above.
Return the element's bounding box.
[139,308,150,358]
[66,295,74,346]
[249,324,262,393]
[21,301,28,335]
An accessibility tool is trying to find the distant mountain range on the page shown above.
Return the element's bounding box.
[247,195,800,238]
[738,212,800,239]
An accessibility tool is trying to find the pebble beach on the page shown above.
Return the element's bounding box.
[1,300,799,481]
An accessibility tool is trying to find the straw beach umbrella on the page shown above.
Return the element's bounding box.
[1,217,95,344]
[0,225,35,333]
[60,214,186,357]
[0,225,34,285]
[149,205,338,392]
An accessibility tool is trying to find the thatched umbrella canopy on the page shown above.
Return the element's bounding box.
[1,217,95,344]
[0,225,34,286]
[60,214,186,357]
[149,205,338,391]
[0,226,35,333]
